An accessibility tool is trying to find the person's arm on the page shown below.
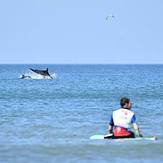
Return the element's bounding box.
[131,114,143,137]
[133,123,143,137]
[108,114,114,134]
[108,124,113,134]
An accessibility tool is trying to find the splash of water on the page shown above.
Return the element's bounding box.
[19,72,57,80]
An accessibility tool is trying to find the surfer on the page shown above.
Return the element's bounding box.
[108,97,142,138]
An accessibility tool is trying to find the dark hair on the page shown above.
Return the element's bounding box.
[120,97,130,107]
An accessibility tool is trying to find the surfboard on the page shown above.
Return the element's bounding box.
[90,134,157,141]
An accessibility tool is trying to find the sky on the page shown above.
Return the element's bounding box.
[0,0,163,64]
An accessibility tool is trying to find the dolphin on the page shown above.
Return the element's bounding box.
[20,74,32,79]
[29,68,53,79]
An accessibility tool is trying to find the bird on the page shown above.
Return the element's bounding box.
[106,14,115,21]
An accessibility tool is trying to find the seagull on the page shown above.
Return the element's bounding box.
[106,14,115,21]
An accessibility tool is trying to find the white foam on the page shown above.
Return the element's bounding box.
[51,73,57,79]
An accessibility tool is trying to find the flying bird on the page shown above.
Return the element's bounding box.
[106,14,115,21]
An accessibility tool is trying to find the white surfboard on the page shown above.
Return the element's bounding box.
[90,134,113,140]
[90,134,157,141]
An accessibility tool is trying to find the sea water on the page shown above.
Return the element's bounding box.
[0,64,163,163]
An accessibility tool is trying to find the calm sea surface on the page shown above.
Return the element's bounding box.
[0,64,163,163]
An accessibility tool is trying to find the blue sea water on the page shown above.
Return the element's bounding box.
[0,64,163,163]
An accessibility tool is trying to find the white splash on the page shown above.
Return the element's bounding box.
[19,71,57,80]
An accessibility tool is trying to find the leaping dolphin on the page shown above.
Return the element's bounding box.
[29,68,53,79]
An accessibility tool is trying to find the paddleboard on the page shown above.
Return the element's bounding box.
[90,134,157,141]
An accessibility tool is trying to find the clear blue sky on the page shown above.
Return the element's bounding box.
[0,0,163,64]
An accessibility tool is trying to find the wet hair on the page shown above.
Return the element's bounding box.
[120,97,130,107]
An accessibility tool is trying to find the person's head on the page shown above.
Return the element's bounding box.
[120,97,132,109]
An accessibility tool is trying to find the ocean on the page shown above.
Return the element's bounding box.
[0,64,163,163]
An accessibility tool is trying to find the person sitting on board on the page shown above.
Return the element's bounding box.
[108,97,142,138]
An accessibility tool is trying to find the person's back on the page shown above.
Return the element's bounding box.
[112,108,135,128]
[108,97,142,138]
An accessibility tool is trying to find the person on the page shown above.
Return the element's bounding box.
[108,97,142,138]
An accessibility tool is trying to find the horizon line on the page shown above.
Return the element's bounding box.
[0,63,163,65]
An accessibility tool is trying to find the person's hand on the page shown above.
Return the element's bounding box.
[134,130,142,137]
